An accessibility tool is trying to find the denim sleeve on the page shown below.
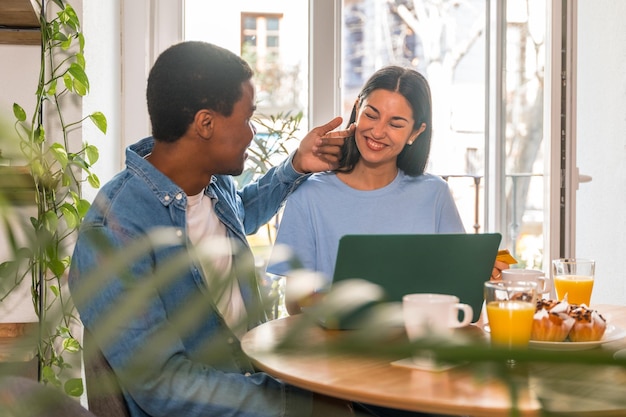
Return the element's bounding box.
[69,225,313,417]
[237,153,311,235]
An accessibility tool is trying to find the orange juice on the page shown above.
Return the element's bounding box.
[554,275,594,305]
[486,300,535,347]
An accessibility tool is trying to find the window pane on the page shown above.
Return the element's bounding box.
[503,0,545,268]
[243,16,257,30]
[267,35,279,48]
[243,35,256,47]
[266,17,280,31]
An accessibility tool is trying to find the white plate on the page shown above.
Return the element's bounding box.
[528,324,626,351]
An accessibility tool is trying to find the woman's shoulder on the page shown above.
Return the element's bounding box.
[400,171,449,186]
[298,171,341,189]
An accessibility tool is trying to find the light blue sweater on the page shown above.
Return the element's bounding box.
[267,170,465,284]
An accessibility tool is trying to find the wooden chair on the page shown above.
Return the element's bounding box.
[82,329,130,417]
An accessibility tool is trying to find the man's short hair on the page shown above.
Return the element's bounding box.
[147,41,254,142]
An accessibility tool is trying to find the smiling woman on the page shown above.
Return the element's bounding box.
[266,66,465,287]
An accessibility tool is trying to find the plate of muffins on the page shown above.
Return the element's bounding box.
[529,299,626,351]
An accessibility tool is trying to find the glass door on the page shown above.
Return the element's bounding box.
[572,0,625,305]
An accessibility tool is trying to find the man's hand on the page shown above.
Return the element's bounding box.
[292,117,355,173]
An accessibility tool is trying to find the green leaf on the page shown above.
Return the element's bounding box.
[76,198,91,218]
[48,258,65,277]
[73,77,88,96]
[76,52,86,69]
[12,103,26,121]
[70,155,89,171]
[58,326,71,338]
[78,32,85,51]
[61,37,72,50]
[63,73,73,92]
[64,378,84,397]
[47,78,57,95]
[50,285,60,297]
[54,31,69,43]
[68,63,89,92]
[63,337,81,353]
[87,173,100,189]
[61,171,71,187]
[60,203,79,229]
[65,5,81,32]
[85,144,100,164]
[0,260,18,279]
[36,125,45,143]
[44,210,59,234]
[89,112,107,134]
[30,160,45,178]
[42,365,61,388]
[50,143,69,169]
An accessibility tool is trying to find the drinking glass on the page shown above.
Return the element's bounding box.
[552,258,595,305]
[501,269,550,299]
[484,280,537,351]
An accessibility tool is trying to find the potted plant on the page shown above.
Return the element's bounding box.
[1,0,106,398]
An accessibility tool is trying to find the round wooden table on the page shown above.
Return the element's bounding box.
[241,304,626,417]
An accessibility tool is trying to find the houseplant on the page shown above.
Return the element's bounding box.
[1,0,106,397]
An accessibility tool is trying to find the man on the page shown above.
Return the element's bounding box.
[69,41,355,417]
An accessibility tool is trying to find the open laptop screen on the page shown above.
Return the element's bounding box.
[331,233,502,324]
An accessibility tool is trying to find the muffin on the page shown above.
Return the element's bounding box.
[531,299,575,342]
[567,304,607,342]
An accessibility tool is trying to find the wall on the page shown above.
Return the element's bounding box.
[576,0,626,304]
[82,0,122,201]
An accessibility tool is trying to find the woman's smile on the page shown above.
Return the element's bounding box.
[364,137,387,152]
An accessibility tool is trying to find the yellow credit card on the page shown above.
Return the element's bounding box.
[496,249,518,265]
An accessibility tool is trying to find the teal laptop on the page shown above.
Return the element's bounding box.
[315,233,502,329]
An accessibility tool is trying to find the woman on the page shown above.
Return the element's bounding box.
[267,66,505,313]
[267,67,505,417]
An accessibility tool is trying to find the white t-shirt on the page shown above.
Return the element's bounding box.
[187,191,247,337]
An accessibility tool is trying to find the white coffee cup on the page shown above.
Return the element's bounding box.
[402,293,473,340]
[501,269,550,296]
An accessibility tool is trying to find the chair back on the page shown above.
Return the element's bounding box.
[83,328,130,417]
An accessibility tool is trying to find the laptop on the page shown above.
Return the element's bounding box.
[313,233,502,330]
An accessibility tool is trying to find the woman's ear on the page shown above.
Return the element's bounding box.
[407,122,427,145]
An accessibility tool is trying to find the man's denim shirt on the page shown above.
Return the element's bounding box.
[69,137,312,417]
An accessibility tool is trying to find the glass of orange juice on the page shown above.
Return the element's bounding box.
[484,280,538,349]
[552,258,595,305]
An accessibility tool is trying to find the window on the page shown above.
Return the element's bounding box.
[185,2,304,118]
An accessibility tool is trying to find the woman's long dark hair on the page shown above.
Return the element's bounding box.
[336,66,433,176]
